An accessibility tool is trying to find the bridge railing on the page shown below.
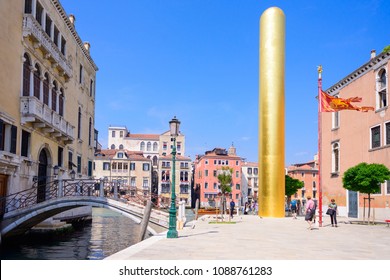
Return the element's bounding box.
[0,178,173,218]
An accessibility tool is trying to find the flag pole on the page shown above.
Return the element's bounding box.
[317,65,323,227]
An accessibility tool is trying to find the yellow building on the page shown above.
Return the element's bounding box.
[103,126,191,206]
[0,0,98,221]
[94,149,153,203]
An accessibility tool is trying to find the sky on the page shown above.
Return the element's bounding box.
[60,0,390,165]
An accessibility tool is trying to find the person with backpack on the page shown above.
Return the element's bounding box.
[290,199,298,219]
[304,196,316,230]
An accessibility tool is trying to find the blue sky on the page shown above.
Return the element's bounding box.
[61,0,390,165]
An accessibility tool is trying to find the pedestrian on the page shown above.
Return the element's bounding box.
[304,196,316,230]
[327,199,338,227]
[229,199,235,218]
[244,202,249,215]
[252,201,258,215]
[290,199,298,219]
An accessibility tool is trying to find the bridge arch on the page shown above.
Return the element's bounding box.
[1,197,168,239]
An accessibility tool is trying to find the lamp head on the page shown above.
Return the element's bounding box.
[70,170,76,180]
[53,165,59,176]
[169,116,180,137]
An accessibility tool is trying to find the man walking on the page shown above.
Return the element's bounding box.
[230,199,235,218]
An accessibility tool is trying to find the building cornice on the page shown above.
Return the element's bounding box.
[51,0,98,71]
[326,51,389,95]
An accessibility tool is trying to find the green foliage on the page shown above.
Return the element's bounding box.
[285,175,304,197]
[343,162,390,194]
[217,166,233,194]
[383,45,390,53]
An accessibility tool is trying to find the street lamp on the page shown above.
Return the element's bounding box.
[53,165,59,176]
[167,116,180,238]
[70,170,76,180]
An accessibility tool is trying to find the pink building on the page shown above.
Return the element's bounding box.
[320,50,390,219]
[194,146,243,208]
[286,157,319,209]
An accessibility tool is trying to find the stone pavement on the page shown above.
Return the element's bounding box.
[106,214,390,260]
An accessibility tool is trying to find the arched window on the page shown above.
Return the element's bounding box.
[43,73,49,105]
[147,142,151,151]
[22,54,31,96]
[140,142,145,151]
[77,107,82,139]
[33,63,41,99]
[52,81,57,111]
[153,142,158,151]
[111,144,115,149]
[59,88,64,116]
[152,156,158,166]
[332,143,340,173]
[119,144,124,149]
[377,69,387,109]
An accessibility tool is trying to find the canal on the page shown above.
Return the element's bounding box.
[0,208,151,260]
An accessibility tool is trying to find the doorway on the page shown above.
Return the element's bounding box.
[348,190,358,218]
[37,149,48,203]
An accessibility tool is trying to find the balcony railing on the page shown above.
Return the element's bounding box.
[22,14,72,79]
[21,96,74,143]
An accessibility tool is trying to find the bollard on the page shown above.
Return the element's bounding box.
[99,180,104,198]
[177,201,186,230]
[195,198,199,220]
[138,200,152,242]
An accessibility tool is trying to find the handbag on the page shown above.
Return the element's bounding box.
[326,208,334,215]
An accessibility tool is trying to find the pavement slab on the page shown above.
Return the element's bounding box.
[106,214,390,260]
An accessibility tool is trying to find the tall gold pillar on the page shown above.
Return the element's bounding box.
[258,7,285,217]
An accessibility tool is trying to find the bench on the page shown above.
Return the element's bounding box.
[385,220,390,227]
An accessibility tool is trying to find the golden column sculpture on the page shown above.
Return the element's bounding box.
[258,7,285,217]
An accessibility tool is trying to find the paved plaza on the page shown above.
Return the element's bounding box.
[106,214,390,260]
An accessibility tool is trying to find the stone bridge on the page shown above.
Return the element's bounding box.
[0,179,169,240]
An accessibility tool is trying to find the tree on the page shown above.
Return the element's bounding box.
[217,166,233,214]
[343,162,390,218]
[217,166,233,194]
[285,175,304,197]
[383,45,390,53]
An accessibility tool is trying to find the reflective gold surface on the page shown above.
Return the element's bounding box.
[258,7,285,217]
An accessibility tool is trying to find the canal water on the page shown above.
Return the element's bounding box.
[1,207,195,260]
[0,208,150,260]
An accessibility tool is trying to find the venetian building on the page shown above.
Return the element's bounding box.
[0,0,98,221]
[94,149,152,203]
[194,145,243,208]
[241,162,259,205]
[286,156,319,208]
[321,49,389,219]
[104,126,191,206]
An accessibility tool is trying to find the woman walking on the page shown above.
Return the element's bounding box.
[328,199,338,227]
[305,196,316,230]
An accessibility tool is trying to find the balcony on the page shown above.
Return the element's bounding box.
[22,14,72,80]
[21,96,74,144]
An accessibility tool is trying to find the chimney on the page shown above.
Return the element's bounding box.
[84,42,90,52]
[370,49,376,59]
[69,14,76,25]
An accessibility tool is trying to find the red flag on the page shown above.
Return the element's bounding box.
[320,90,374,112]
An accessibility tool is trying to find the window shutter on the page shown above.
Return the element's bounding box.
[0,119,4,150]
[10,125,17,154]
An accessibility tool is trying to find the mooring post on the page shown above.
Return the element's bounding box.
[195,198,199,220]
[138,200,152,242]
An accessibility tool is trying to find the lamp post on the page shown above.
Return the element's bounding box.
[70,170,76,180]
[167,116,180,238]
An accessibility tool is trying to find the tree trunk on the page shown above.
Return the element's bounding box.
[368,193,371,220]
